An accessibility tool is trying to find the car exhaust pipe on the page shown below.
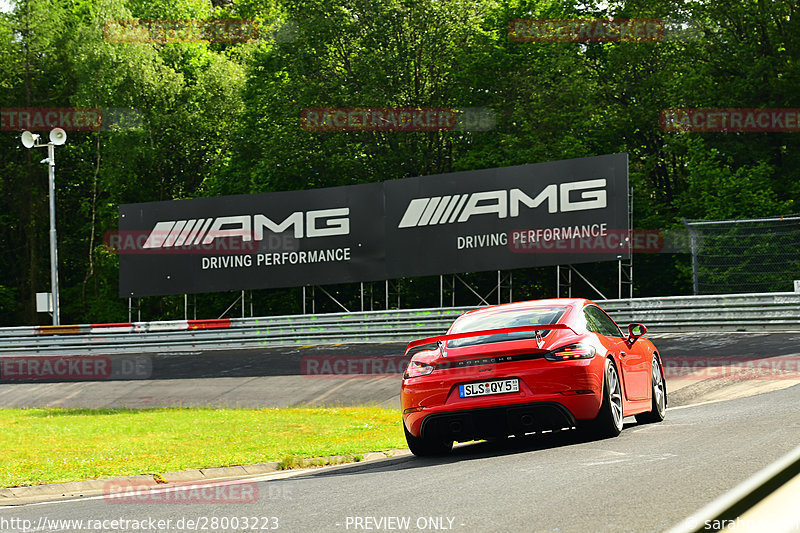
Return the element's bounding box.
[520,414,534,427]
[449,421,463,433]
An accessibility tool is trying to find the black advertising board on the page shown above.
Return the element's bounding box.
[118,183,386,297]
[384,153,629,277]
[118,153,628,297]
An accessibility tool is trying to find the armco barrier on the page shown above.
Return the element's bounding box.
[0,292,798,355]
[0,308,469,354]
[603,292,800,331]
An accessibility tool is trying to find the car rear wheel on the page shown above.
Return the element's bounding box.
[635,354,666,424]
[404,423,453,456]
[581,357,624,439]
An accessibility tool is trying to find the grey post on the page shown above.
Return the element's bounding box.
[681,219,699,295]
[22,129,64,325]
[47,143,60,325]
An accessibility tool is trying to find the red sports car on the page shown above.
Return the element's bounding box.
[401,298,666,456]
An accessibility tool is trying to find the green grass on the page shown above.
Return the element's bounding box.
[0,407,405,488]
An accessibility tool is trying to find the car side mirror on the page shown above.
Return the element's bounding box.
[627,323,647,343]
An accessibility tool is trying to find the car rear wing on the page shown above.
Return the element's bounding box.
[405,324,576,355]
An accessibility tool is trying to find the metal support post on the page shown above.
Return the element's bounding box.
[556,265,562,297]
[47,144,60,325]
[682,218,700,295]
[557,265,573,298]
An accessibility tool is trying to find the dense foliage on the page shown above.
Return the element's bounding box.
[1,0,798,325]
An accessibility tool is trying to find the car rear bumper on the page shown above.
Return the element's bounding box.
[402,357,605,438]
[416,402,577,442]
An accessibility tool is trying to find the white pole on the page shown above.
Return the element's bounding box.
[47,143,60,325]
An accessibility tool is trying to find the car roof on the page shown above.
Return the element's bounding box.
[457,298,594,318]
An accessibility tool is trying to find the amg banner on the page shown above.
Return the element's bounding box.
[118,153,628,297]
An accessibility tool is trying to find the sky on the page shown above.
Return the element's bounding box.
[0,0,11,13]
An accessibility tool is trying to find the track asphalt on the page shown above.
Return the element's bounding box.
[1,333,799,409]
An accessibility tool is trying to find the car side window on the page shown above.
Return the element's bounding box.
[584,305,623,338]
[583,307,600,334]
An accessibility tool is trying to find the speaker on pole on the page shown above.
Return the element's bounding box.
[21,131,39,148]
[49,128,67,145]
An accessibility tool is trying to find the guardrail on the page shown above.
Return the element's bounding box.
[0,292,798,354]
[603,292,800,332]
[0,308,468,354]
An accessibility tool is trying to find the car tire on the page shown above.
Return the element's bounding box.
[404,423,453,456]
[581,357,624,439]
[635,354,667,424]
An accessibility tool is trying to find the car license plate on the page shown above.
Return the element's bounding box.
[459,378,519,398]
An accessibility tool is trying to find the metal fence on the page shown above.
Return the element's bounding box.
[683,216,800,295]
[1,292,799,354]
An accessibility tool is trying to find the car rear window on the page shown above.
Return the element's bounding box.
[447,307,567,348]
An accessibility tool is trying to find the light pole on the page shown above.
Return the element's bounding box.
[21,128,67,325]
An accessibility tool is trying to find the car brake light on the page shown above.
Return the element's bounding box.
[545,343,596,361]
[404,360,434,379]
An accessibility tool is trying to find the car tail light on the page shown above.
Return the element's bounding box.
[404,360,434,379]
[545,343,596,361]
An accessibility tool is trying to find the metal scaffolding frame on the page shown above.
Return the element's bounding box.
[556,186,633,300]
[440,271,513,307]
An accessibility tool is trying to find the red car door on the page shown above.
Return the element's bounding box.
[616,336,651,401]
[584,305,650,401]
